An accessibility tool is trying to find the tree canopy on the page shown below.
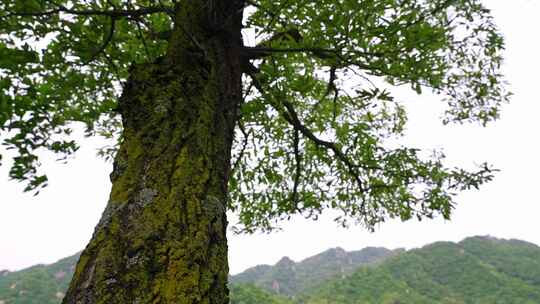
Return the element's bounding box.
[0,0,509,232]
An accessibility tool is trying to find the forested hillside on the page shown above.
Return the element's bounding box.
[2,236,539,304]
[0,254,79,304]
[230,246,397,296]
[301,236,540,303]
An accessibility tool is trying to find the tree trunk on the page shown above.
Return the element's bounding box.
[63,2,244,303]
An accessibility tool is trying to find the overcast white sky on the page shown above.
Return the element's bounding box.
[1,0,539,275]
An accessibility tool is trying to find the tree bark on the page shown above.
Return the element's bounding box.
[63,1,244,303]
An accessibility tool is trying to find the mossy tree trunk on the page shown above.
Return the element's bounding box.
[63,1,244,303]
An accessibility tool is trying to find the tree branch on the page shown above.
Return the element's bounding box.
[244,72,366,194]
[240,46,389,78]
[241,46,384,60]
[290,128,302,206]
[279,99,365,193]
[231,120,249,174]
[5,6,173,19]
[307,66,339,123]
[134,20,151,59]
[82,17,116,64]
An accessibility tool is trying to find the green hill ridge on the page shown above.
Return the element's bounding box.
[2,236,539,304]
[0,254,79,304]
[300,236,540,303]
[230,246,398,296]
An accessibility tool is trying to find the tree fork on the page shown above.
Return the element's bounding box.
[63,1,244,303]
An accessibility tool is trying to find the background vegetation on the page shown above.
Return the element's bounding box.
[1,236,539,304]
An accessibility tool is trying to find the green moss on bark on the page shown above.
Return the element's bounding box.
[63,1,243,303]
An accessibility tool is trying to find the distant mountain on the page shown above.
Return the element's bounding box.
[0,253,79,304]
[2,236,540,304]
[230,246,397,296]
[300,236,540,303]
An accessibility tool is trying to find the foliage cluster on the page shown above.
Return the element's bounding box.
[1,0,510,232]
